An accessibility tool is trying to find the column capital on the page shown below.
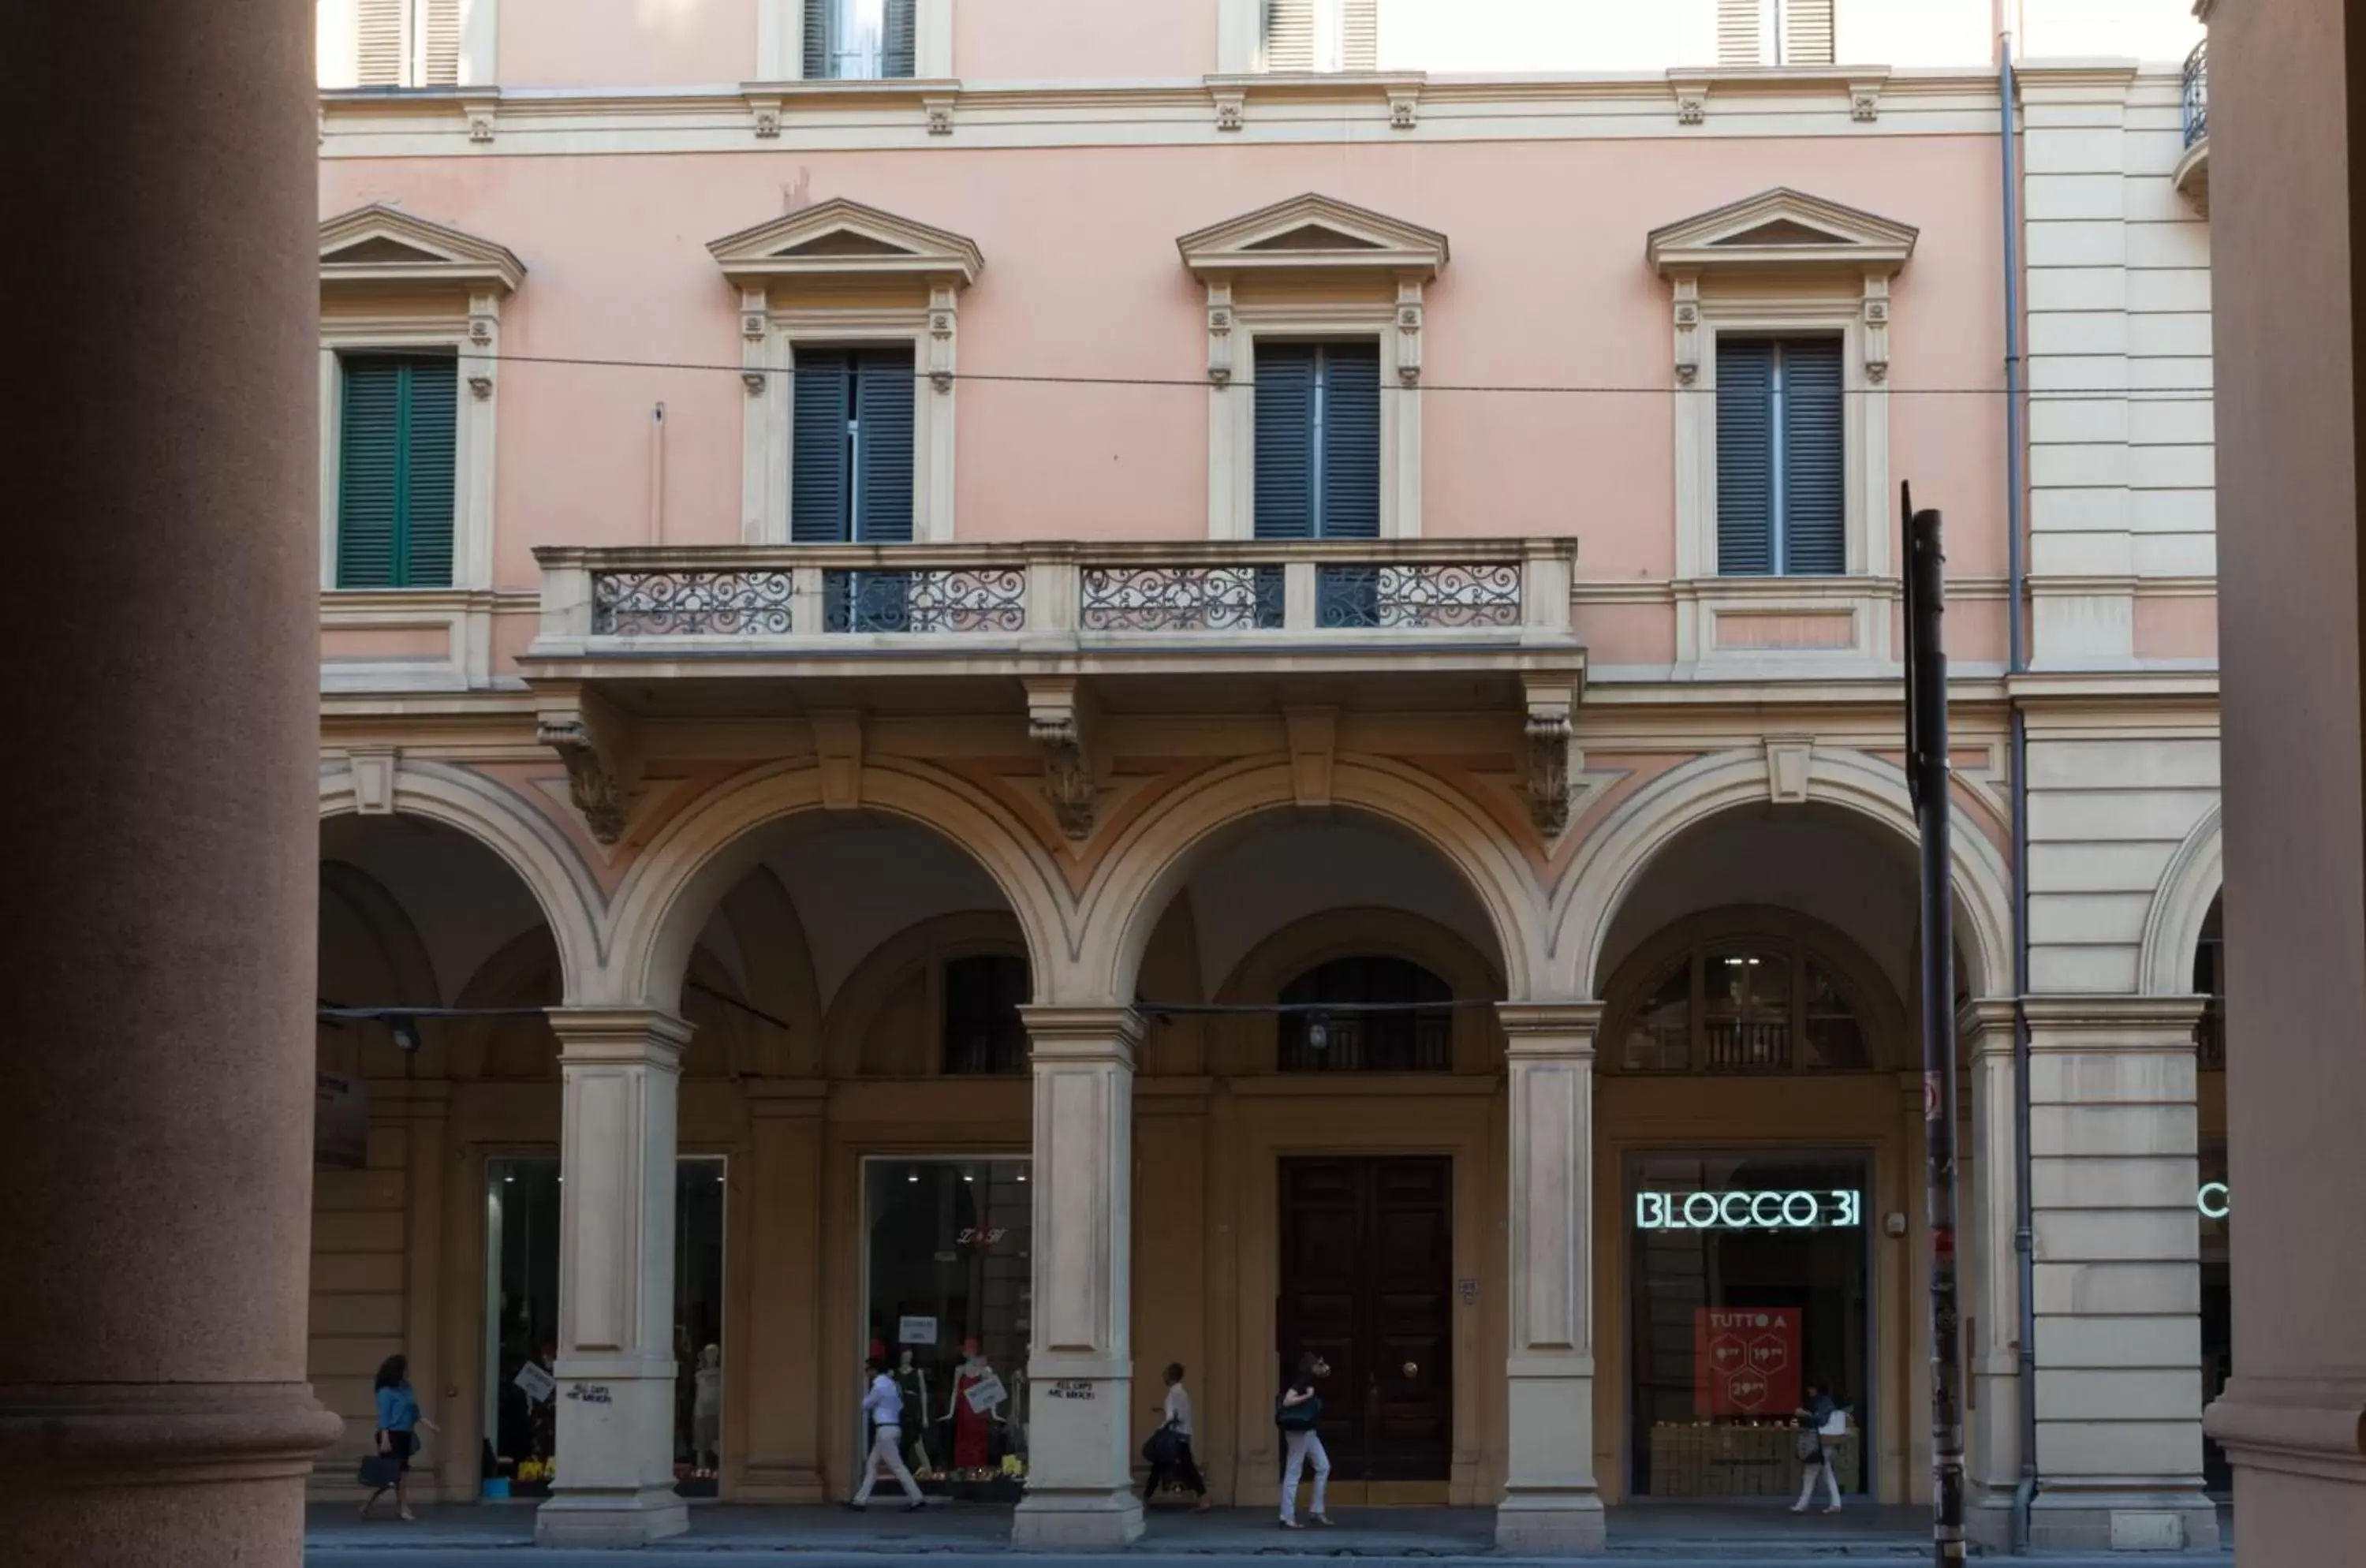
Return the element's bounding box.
[2023,993,2206,1043]
[550,1006,694,1065]
[1496,1000,1604,1054]
[1020,1004,1143,1065]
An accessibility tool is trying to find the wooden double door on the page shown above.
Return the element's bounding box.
[1276,1156,1454,1484]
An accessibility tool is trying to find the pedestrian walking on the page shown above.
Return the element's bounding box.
[846,1355,926,1512]
[1142,1361,1211,1510]
[360,1354,438,1522]
[1789,1381,1847,1515]
[1275,1352,1331,1529]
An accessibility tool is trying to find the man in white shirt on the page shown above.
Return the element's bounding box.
[848,1356,926,1511]
[1144,1361,1210,1510]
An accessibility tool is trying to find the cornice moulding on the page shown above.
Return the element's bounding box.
[707,196,984,288]
[1647,187,1919,277]
[1177,191,1449,281]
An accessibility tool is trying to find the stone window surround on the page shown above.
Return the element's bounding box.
[1650,189,1915,674]
[755,0,953,80]
[711,200,982,546]
[1180,193,1446,541]
[317,0,500,88]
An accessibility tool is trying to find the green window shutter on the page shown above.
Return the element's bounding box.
[791,350,853,543]
[1253,343,1315,539]
[336,355,457,589]
[1318,342,1381,539]
[883,0,916,78]
[1779,338,1846,574]
[803,0,830,78]
[1715,339,1775,576]
[853,350,915,543]
[337,359,405,588]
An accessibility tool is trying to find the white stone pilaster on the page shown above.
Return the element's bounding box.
[1495,1005,1607,1551]
[1961,1001,2026,1549]
[536,1010,693,1547]
[1012,1007,1143,1547]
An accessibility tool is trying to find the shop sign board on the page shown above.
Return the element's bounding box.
[1694,1308,1801,1417]
[315,1071,368,1170]
[964,1372,1006,1413]
[898,1315,939,1346]
[1636,1189,1863,1232]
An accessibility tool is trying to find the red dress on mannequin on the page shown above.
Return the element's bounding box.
[951,1344,994,1473]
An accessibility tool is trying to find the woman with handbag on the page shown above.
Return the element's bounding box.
[1275,1352,1332,1530]
[1141,1362,1210,1510]
[360,1354,439,1521]
[1789,1382,1845,1515]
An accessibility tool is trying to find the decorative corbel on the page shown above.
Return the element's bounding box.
[1848,77,1883,122]
[463,96,498,144]
[1521,675,1578,840]
[748,94,783,138]
[1285,708,1338,808]
[1669,73,1708,127]
[742,371,768,396]
[1205,282,1235,389]
[1861,275,1891,385]
[467,296,498,399]
[741,288,771,397]
[923,95,955,136]
[1395,282,1424,387]
[809,711,865,809]
[927,285,957,394]
[1766,737,1814,805]
[348,748,398,815]
[537,690,634,845]
[1671,274,1701,387]
[1213,89,1245,132]
[1024,678,1096,841]
[1388,86,1420,129]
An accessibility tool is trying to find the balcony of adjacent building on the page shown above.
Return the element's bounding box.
[2174,37,2209,216]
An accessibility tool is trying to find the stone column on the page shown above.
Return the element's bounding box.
[0,4,341,1563]
[394,1080,456,1499]
[1495,1005,1606,1551]
[741,1081,826,1500]
[2204,0,2366,1555]
[1960,1001,2025,1550]
[536,1010,692,1547]
[1012,1007,1143,1547]
[2023,997,2216,1552]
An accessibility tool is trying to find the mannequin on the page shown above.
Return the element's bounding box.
[948,1338,999,1476]
[894,1347,935,1477]
[691,1344,722,1477]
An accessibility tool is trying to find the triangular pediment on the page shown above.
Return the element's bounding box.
[1648,189,1916,276]
[708,198,983,287]
[1178,193,1448,279]
[319,204,524,293]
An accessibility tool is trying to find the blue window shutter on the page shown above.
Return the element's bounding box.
[1254,343,1315,539]
[1319,342,1382,539]
[1715,339,1775,576]
[853,350,915,543]
[791,351,852,543]
[1780,338,1846,574]
[400,358,457,588]
[883,0,916,77]
[336,358,404,588]
[803,0,829,78]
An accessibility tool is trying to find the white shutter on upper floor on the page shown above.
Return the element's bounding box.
[419,0,463,87]
[1783,0,1834,67]
[1265,0,1316,72]
[1716,0,1764,67]
[1341,0,1378,72]
[356,0,407,85]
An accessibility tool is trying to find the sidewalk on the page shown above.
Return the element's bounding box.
[307,1500,2236,1559]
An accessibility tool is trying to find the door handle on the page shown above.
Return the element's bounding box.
[1403,1361,1419,1379]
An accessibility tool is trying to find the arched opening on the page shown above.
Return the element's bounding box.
[1121,809,1510,1509]
[1588,803,1957,1511]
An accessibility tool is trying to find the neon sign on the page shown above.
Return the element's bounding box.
[2196,1182,2230,1220]
[1635,1189,1864,1232]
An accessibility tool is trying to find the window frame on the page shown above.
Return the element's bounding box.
[756,0,950,80]
[317,0,495,89]
[1713,331,1849,578]
[1250,337,1386,542]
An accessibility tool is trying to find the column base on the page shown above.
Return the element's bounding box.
[1011,1488,1145,1547]
[1495,1490,1607,1552]
[732,1463,826,1503]
[2028,1489,2220,1552]
[533,1487,689,1547]
[1965,1491,2022,1552]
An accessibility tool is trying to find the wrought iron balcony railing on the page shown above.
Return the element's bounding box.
[2183,39,2207,151]
[531,537,1577,655]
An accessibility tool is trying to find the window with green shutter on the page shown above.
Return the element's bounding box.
[335,355,457,589]
[1715,336,1845,577]
[1253,341,1380,541]
[790,347,915,544]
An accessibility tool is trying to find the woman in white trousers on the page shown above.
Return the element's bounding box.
[1277,1352,1332,1529]
[1790,1383,1845,1514]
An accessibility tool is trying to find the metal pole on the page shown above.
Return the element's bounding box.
[1903,486,1967,1564]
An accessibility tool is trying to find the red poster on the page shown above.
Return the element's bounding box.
[1693,1308,1801,1417]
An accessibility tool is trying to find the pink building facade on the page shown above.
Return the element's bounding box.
[311,0,2225,1553]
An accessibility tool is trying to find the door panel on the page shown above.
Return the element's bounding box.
[1277,1156,1453,1482]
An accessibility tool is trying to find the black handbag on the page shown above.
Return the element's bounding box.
[1142,1422,1181,1465]
[357,1450,401,1487]
[1274,1393,1322,1432]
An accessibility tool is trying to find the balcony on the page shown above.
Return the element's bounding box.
[527,536,1579,680]
[2174,39,2209,215]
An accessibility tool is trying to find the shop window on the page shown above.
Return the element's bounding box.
[484,1155,725,1500]
[942,954,1028,1076]
[863,1159,1032,1496]
[1616,935,1871,1073]
[1629,1151,1872,1499]
[1278,955,1453,1072]
[2195,897,2225,1070]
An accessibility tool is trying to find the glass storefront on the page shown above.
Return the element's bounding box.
[1628,1152,1872,1499]
[483,1155,726,1501]
[860,1157,1032,1498]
